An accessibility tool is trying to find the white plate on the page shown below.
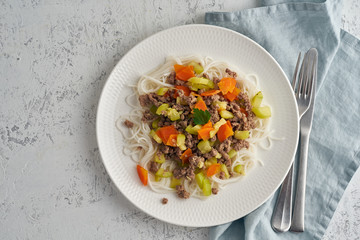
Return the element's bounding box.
[96,24,299,227]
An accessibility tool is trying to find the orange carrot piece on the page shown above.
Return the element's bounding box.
[137,165,148,186]
[180,148,193,164]
[224,87,241,101]
[166,134,178,147]
[218,77,237,95]
[174,64,195,81]
[174,64,185,72]
[202,121,212,129]
[174,85,191,97]
[194,98,207,111]
[197,127,214,141]
[217,120,234,142]
[207,163,221,177]
[156,126,179,144]
[200,90,221,97]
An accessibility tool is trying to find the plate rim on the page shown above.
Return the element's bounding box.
[96,24,299,227]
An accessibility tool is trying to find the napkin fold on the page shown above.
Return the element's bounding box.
[206,0,360,239]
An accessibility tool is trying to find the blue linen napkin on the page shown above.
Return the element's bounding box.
[206,0,360,239]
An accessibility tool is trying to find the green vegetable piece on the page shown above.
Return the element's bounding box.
[166,108,180,121]
[202,178,212,196]
[228,149,237,159]
[150,130,162,143]
[188,61,204,74]
[155,168,164,177]
[155,168,172,178]
[187,77,214,91]
[156,87,169,96]
[185,125,195,135]
[212,101,227,111]
[252,106,271,119]
[156,103,169,115]
[219,110,234,119]
[186,124,202,135]
[150,105,157,114]
[234,164,245,175]
[152,118,160,129]
[193,108,211,125]
[234,130,250,140]
[251,91,263,108]
[204,157,217,168]
[162,171,172,178]
[195,172,205,189]
[215,152,222,159]
[170,177,182,188]
[154,153,166,163]
[177,134,187,151]
[197,140,212,154]
[220,164,230,179]
[155,175,161,182]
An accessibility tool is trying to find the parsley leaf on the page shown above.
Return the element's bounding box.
[193,108,211,125]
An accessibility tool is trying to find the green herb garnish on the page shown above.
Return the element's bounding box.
[193,108,211,125]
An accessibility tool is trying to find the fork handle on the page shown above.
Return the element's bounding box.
[271,163,294,232]
[290,131,310,232]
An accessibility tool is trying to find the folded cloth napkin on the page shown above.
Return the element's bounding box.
[205,0,360,239]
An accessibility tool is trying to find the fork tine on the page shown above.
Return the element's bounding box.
[296,52,308,97]
[306,50,318,97]
[300,54,311,96]
[292,52,302,91]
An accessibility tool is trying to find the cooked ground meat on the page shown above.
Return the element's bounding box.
[202,73,210,79]
[218,152,232,167]
[238,92,252,112]
[124,120,134,128]
[162,198,168,204]
[233,139,250,151]
[225,68,237,78]
[173,166,195,180]
[185,132,194,149]
[173,167,186,179]
[139,94,151,107]
[188,155,205,168]
[203,148,219,159]
[204,94,221,106]
[181,94,197,107]
[176,185,190,199]
[217,139,232,153]
[166,72,176,85]
[149,161,159,173]
[142,110,156,122]
[212,188,219,195]
[208,105,220,123]
[213,77,220,86]
[148,92,166,107]
[158,144,171,155]
[219,171,226,179]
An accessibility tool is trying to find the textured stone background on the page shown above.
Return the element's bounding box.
[0,0,359,239]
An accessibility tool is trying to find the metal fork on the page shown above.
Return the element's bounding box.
[271,49,316,232]
[290,48,318,232]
